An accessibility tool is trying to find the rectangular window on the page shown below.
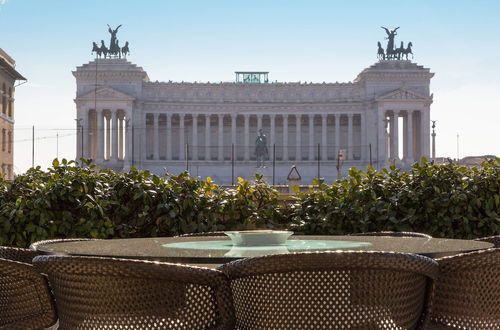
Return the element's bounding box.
[8,131,11,153]
[1,129,5,152]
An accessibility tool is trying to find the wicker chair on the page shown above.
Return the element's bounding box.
[0,257,57,329]
[219,251,438,330]
[429,248,500,329]
[0,246,40,264]
[33,255,235,329]
[350,231,432,238]
[473,235,500,248]
[29,238,99,252]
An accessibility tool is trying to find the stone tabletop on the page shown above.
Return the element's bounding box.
[35,235,493,264]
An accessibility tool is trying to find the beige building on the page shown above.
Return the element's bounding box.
[0,48,25,180]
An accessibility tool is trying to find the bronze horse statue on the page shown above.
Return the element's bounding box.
[99,40,109,58]
[377,41,385,60]
[395,41,405,60]
[91,42,102,58]
[401,42,413,60]
[121,41,130,57]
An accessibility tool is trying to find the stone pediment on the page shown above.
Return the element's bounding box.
[78,87,136,101]
[376,88,431,102]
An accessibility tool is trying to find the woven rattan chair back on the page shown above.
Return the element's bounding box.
[473,235,500,248]
[0,246,40,264]
[220,251,438,330]
[29,238,98,252]
[34,255,235,329]
[431,248,500,329]
[0,257,57,329]
[350,231,432,238]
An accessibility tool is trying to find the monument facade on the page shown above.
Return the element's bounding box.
[74,27,434,184]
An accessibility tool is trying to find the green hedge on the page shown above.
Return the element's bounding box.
[0,158,498,247]
[290,159,500,238]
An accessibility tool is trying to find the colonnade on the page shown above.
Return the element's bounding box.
[80,108,428,167]
[79,109,130,163]
[142,112,366,162]
[383,109,423,163]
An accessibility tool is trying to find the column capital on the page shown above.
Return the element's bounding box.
[347,113,354,118]
[321,113,327,119]
[179,113,185,119]
[218,113,224,118]
[308,113,314,118]
[193,113,198,118]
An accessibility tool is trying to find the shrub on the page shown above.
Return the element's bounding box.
[0,158,498,247]
[290,158,500,239]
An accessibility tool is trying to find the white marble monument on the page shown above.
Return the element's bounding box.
[73,59,434,184]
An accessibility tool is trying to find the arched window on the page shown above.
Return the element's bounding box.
[8,87,12,118]
[2,83,6,114]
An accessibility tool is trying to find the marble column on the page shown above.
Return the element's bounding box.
[153,113,159,160]
[179,114,185,160]
[296,114,301,161]
[192,114,198,161]
[96,109,104,162]
[347,114,353,160]
[218,114,224,161]
[308,114,314,160]
[244,114,250,160]
[406,110,414,163]
[141,113,147,162]
[166,114,172,160]
[105,113,111,160]
[124,110,132,166]
[205,114,211,161]
[118,115,123,160]
[391,111,400,160]
[257,114,263,132]
[421,107,431,159]
[79,111,89,159]
[231,114,237,152]
[76,114,83,159]
[283,114,289,161]
[377,110,388,165]
[335,114,340,154]
[321,114,327,160]
[360,113,366,161]
[112,110,119,161]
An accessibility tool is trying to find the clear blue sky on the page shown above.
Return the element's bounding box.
[1,0,499,173]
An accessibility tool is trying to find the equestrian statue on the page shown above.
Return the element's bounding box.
[255,129,269,168]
